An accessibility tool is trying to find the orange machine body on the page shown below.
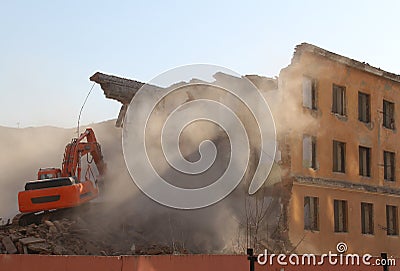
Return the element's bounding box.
[17,128,106,213]
[18,177,98,213]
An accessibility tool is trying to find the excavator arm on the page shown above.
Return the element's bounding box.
[61,128,106,181]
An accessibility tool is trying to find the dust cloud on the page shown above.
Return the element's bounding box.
[0,120,244,253]
[0,72,312,254]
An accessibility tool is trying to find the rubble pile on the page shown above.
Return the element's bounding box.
[0,216,188,256]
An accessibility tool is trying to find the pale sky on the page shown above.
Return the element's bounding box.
[1,0,399,128]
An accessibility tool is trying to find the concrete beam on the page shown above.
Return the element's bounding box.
[90,72,144,105]
[90,72,145,127]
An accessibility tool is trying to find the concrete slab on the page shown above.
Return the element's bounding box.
[2,236,17,254]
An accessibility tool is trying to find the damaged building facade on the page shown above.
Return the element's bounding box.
[91,43,400,256]
[280,43,400,256]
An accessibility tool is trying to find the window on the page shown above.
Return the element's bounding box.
[384,151,396,181]
[386,205,398,235]
[358,92,370,123]
[332,84,346,116]
[333,140,346,173]
[303,135,317,169]
[302,76,317,110]
[383,100,395,129]
[361,202,374,234]
[359,146,371,177]
[334,200,348,232]
[304,196,319,230]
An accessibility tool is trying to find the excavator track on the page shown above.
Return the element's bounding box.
[13,202,97,226]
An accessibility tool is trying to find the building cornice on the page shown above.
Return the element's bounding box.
[295,175,400,196]
[293,43,400,84]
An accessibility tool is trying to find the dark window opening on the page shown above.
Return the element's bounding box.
[358,92,370,123]
[361,202,374,234]
[333,140,346,173]
[332,84,346,116]
[304,196,319,231]
[303,135,317,169]
[302,76,317,110]
[383,100,395,129]
[384,151,396,182]
[334,199,348,232]
[386,205,398,235]
[359,146,371,177]
[312,139,317,170]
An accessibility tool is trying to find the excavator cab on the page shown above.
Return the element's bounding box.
[38,168,62,180]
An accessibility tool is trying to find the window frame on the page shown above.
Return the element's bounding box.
[361,202,374,235]
[386,205,398,236]
[383,99,395,130]
[358,91,371,123]
[303,135,317,170]
[332,84,346,116]
[359,146,371,177]
[333,140,346,173]
[334,199,348,232]
[302,76,317,110]
[384,151,396,182]
[304,196,319,231]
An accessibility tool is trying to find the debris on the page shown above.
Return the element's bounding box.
[16,242,23,254]
[75,216,89,229]
[9,234,22,242]
[44,220,54,227]
[26,224,37,236]
[130,243,135,252]
[0,217,188,256]
[19,237,45,246]
[2,236,17,254]
[53,221,64,232]
[27,243,51,254]
[89,72,152,127]
[48,225,58,234]
[52,245,66,255]
[84,242,99,255]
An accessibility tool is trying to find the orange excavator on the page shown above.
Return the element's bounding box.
[16,128,106,224]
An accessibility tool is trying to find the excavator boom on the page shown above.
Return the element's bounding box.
[62,128,106,180]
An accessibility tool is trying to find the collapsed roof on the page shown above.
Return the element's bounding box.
[90,72,145,127]
[90,71,277,127]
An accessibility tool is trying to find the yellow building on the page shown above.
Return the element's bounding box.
[280,43,400,256]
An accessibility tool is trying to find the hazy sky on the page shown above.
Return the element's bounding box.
[1,1,399,128]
